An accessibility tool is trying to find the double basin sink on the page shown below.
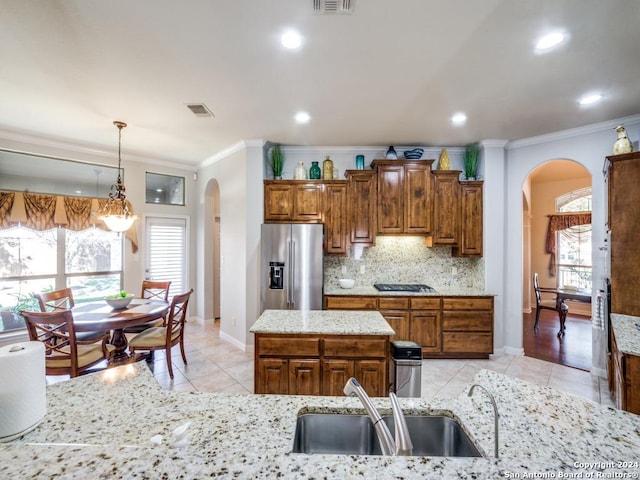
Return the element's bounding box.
[292,413,482,457]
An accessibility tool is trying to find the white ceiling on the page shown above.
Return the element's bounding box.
[1,0,639,167]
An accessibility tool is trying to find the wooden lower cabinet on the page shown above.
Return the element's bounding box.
[254,333,389,396]
[325,294,494,359]
[441,297,493,358]
[611,327,640,414]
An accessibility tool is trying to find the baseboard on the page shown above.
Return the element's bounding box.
[504,346,525,356]
[219,330,254,353]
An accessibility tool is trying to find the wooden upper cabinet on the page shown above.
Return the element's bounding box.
[345,170,376,245]
[608,152,640,316]
[324,181,348,254]
[373,160,433,235]
[432,170,461,246]
[453,181,483,257]
[264,181,324,223]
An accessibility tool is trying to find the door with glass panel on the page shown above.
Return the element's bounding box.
[145,217,187,299]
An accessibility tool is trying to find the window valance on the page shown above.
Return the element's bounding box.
[545,212,591,276]
[0,190,138,252]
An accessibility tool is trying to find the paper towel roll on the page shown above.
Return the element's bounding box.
[0,341,47,442]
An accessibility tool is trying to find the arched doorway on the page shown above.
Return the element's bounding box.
[522,159,592,370]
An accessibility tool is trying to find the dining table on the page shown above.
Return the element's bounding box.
[72,298,170,362]
[539,286,592,336]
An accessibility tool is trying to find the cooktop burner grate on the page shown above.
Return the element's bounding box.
[373,283,436,293]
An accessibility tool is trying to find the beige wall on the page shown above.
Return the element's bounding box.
[529,163,591,315]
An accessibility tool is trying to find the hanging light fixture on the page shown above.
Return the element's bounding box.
[98,121,138,232]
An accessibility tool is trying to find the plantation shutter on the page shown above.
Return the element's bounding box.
[145,217,187,298]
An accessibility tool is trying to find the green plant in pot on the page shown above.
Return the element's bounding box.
[269,144,285,180]
[464,143,479,180]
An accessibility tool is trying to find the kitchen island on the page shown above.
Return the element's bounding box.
[250,309,394,396]
[2,362,639,479]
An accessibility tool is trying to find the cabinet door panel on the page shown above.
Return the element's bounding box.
[454,182,483,256]
[380,310,409,341]
[354,360,387,397]
[432,171,460,245]
[322,359,354,396]
[324,296,377,310]
[347,171,376,244]
[377,165,404,233]
[405,164,431,233]
[325,182,348,254]
[411,312,441,353]
[293,184,324,222]
[324,338,387,358]
[442,297,493,310]
[257,358,289,394]
[442,332,492,354]
[442,312,493,331]
[264,183,293,221]
[289,360,321,396]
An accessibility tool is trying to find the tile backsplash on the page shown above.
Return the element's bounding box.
[324,236,484,290]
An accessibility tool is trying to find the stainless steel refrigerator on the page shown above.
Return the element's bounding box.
[260,223,324,312]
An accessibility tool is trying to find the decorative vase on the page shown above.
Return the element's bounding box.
[385,146,397,159]
[322,156,334,180]
[294,161,307,180]
[438,148,450,170]
[613,125,633,155]
[309,161,321,179]
[355,154,365,169]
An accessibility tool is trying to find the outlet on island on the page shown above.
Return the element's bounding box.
[341,265,347,274]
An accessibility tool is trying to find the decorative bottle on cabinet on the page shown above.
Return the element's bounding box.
[322,156,334,180]
[613,125,633,155]
[294,161,307,180]
[309,161,321,179]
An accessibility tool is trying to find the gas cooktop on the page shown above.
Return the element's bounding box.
[373,283,436,293]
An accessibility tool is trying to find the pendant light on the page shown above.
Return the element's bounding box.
[98,121,138,232]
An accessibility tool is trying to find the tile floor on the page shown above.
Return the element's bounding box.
[47,318,616,408]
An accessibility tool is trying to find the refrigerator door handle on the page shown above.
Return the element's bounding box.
[289,240,296,309]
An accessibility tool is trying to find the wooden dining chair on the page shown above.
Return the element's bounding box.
[36,288,109,344]
[533,273,569,332]
[123,280,172,335]
[21,309,115,378]
[128,289,193,379]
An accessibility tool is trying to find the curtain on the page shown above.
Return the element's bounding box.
[0,190,138,252]
[545,212,591,276]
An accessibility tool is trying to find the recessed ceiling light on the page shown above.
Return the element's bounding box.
[535,31,566,52]
[578,93,603,105]
[281,30,302,49]
[451,112,467,126]
[295,111,311,124]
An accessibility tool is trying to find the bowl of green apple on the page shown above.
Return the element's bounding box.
[105,291,135,309]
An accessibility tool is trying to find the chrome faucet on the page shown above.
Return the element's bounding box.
[467,384,499,458]
[343,377,413,456]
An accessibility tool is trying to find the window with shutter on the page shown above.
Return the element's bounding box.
[145,217,187,298]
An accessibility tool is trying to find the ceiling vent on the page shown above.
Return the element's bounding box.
[313,0,354,14]
[185,103,214,117]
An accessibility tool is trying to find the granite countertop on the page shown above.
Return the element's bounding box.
[611,313,640,356]
[2,363,640,479]
[324,286,495,297]
[250,309,395,335]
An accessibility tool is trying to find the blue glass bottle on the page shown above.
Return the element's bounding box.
[309,161,321,179]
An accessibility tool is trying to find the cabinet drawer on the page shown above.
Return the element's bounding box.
[325,296,377,310]
[442,311,493,331]
[442,297,493,310]
[410,297,441,310]
[257,337,320,356]
[378,297,409,309]
[324,338,387,358]
[442,332,492,353]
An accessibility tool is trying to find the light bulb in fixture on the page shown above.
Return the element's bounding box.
[451,112,467,126]
[281,30,302,49]
[535,32,566,52]
[579,93,602,105]
[295,111,311,124]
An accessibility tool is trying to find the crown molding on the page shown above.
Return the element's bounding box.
[0,126,197,171]
[281,145,467,155]
[507,113,640,150]
[199,139,266,168]
[480,139,509,149]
